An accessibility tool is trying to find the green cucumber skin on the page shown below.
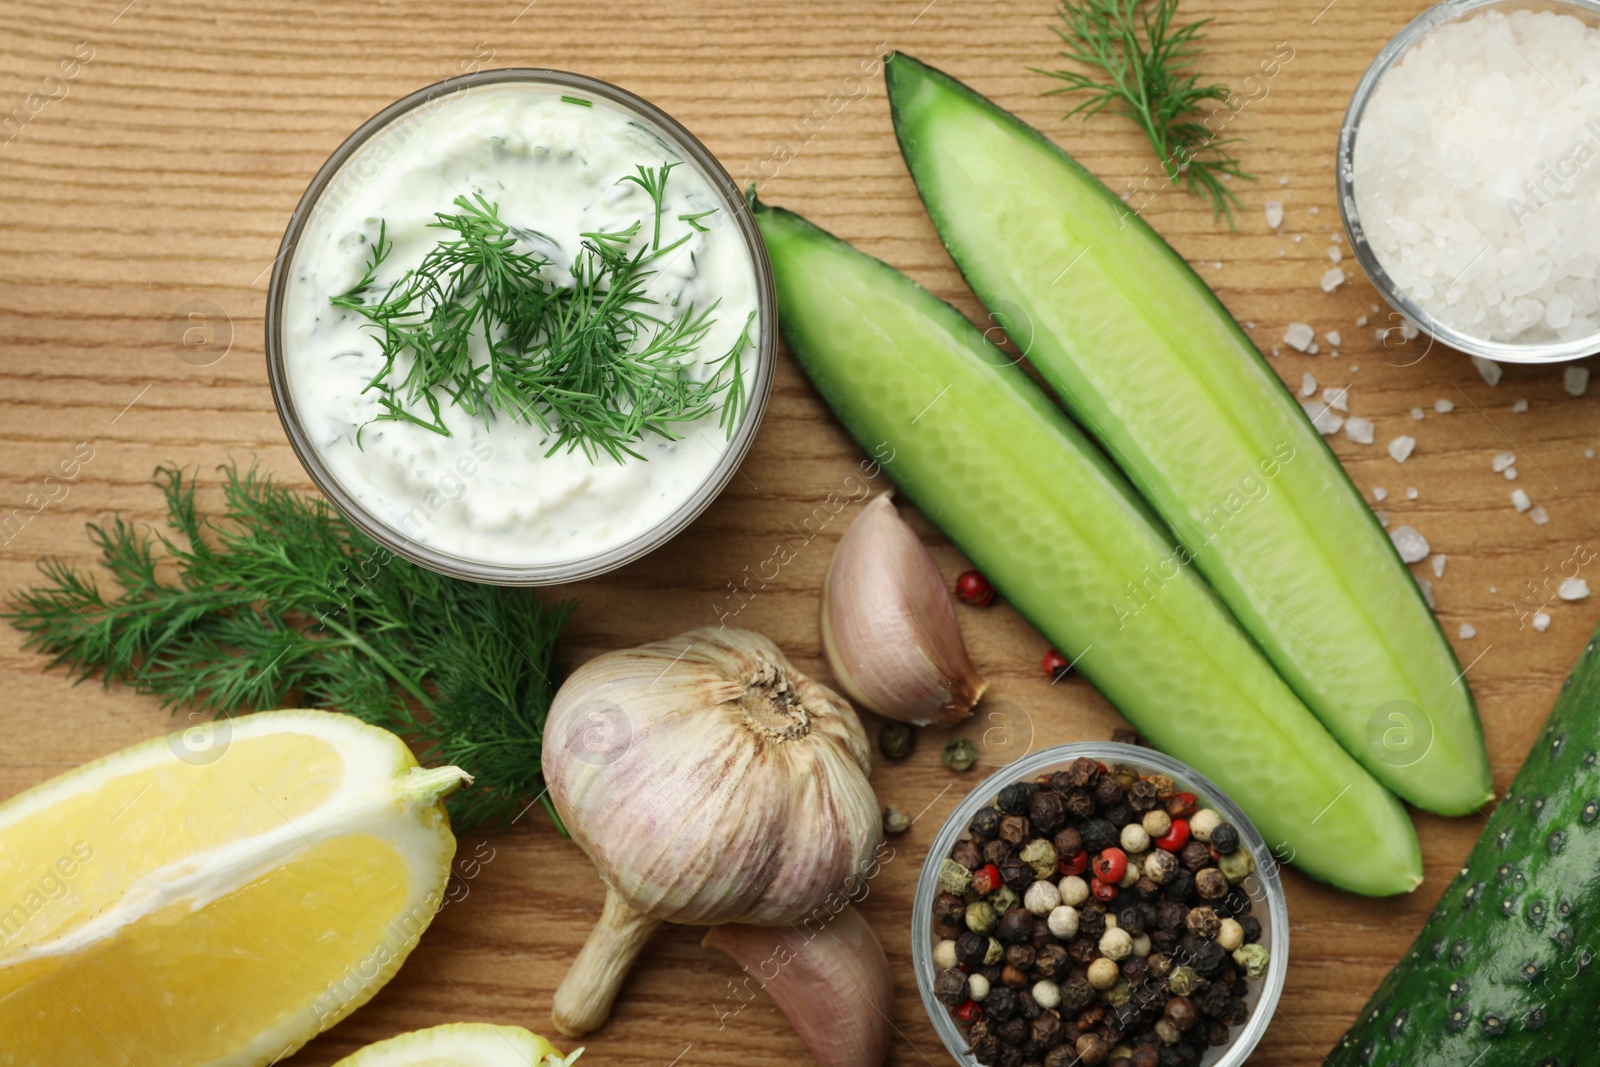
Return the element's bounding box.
[755,199,1421,897]
[883,54,1490,817]
[1330,633,1600,1066]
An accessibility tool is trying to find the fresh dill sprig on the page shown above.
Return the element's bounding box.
[3,462,575,832]
[1037,0,1253,224]
[331,164,751,462]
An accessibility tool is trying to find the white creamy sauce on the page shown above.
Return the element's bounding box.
[282,85,758,565]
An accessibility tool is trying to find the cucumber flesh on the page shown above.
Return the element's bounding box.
[755,198,1421,896]
[1330,629,1600,1065]
[884,54,1491,816]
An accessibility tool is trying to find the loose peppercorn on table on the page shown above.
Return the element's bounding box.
[2,1,1599,1064]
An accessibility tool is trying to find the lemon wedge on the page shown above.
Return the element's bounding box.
[0,709,468,1067]
[332,1022,581,1066]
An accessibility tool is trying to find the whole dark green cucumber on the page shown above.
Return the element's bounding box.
[1329,628,1600,1065]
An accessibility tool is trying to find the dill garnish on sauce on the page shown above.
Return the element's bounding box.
[331,162,754,461]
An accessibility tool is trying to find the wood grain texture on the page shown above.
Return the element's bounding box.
[1,0,1597,1063]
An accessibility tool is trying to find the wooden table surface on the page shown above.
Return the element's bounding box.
[3,0,1598,1063]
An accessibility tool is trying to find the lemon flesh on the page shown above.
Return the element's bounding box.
[0,710,465,1067]
[332,1022,574,1066]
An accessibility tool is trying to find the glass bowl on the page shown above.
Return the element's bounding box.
[1336,0,1600,363]
[265,68,776,585]
[911,743,1289,1067]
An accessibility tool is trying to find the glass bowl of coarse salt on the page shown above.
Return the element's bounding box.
[1338,0,1600,363]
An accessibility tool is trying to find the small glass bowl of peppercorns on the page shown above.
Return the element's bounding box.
[912,743,1287,1067]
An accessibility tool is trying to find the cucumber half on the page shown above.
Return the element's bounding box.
[884,54,1490,816]
[755,197,1421,896]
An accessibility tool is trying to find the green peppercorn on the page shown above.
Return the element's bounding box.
[966,900,999,934]
[943,736,980,772]
[1103,978,1132,1007]
[990,885,1021,916]
[1167,964,1200,996]
[984,936,1005,965]
[878,722,915,760]
[882,805,911,836]
[1233,943,1270,979]
[1018,838,1059,879]
[939,858,973,896]
[1218,848,1256,884]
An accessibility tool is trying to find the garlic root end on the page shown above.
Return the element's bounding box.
[551,886,662,1037]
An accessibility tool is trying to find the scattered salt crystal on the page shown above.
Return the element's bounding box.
[1472,357,1503,387]
[1431,554,1446,578]
[1534,611,1551,633]
[1307,343,1320,355]
[1345,416,1375,444]
[1511,488,1532,512]
[1293,234,1303,243]
[1588,448,1596,458]
[1505,467,1518,480]
[1560,578,1591,601]
[1265,200,1284,229]
[1490,585,1498,593]
[1400,320,1420,341]
[1531,505,1550,525]
[1332,351,1341,359]
[1308,206,1320,214]
[1303,400,1344,435]
[1388,435,1416,463]
[1372,486,1388,501]
[1410,407,1425,421]
[1375,509,1390,527]
[1278,176,1290,186]
[1323,386,1349,412]
[1355,315,1368,328]
[1320,268,1345,292]
[1327,246,1342,263]
[1417,577,1435,609]
[1213,261,1222,270]
[1299,372,1317,397]
[1284,323,1314,352]
[1271,347,1281,357]
[1406,487,1419,500]
[1391,525,1430,563]
[1565,366,1590,397]
[1459,623,1476,639]
[1325,331,1342,346]
[1512,399,1529,413]
[1434,398,1454,413]
[1492,452,1516,473]
[1245,321,1256,329]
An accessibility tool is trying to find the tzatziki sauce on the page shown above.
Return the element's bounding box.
[280,83,759,566]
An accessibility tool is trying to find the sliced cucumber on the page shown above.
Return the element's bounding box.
[755,198,1420,896]
[884,54,1490,817]
[1330,629,1600,1065]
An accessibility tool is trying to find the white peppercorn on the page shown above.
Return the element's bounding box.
[1118,860,1141,889]
[1087,956,1120,989]
[1141,809,1172,838]
[1047,904,1080,939]
[1024,879,1062,916]
[968,973,991,1002]
[1099,927,1133,961]
[1059,874,1090,907]
[1155,1018,1182,1045]
[1131,933,1152,958]
[934,938,960,970]
[1120,823,1151,853]
[1190,808,1222,843]
[1217,918,1244,951]
[1032,978,1062,1010]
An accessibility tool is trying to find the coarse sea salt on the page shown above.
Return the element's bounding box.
[1512,488,1532,512]
[1406,487,1419,500]
[1472,357,1503,387]
[1411,407,1425,420]
[1346,416,1375,444]
[1320,268,1345,292]
[1284,322,1315,351]
[1561,577,1591,600]
[1492,451,1516,472]
[1326,331,1342,346]
[1460,622,1477,639]
[1299,372,1318,397]
[1531,505,1551,525]
[1534,611,1552,632]
[1432,554,1447,578]
[1354,9,1600,346]
[1304,400,1343,435]
[1566,365,1590,396]
[1265,200,1284,229]
[1373,486,1388,501]
[1391,524,1430,563]
[1324,386,1350,412]
[1434,398,1454,413]
[1512,399,1529,413]
[1389,435,1416,462]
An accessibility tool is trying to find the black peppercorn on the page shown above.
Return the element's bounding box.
[1218,886,1252,918]
[1104,800,1135,827]
[1033,1010,1067,1049]
[1034,943,1070,980]
[1094,776,1125,807]
[970,806,1003,838]
[999,855,1033,891]
[1001,963,1030,989]
[997,1045,1025,1067]
[1006,943,1037,971]
[1054,827,1084,858]
[1185,907,1220,939]
[1030,790,1069,834]
[1132,876,1161,900]
[998,906,1036,944]
[1195,868,1229,901]
[970,1032,1001,1066]
[1203,1018,1230,1046]
[1067,935,1099,967]
[878,721,915,760]
[983,838,1013,867]
[1128,779,1160,813]
[1179,840,1212,871]
[1018,988,1043,1019]
[1044,1047,1078,1067]
[1164,868,1196,902]
[1150,929,1180,954]
[1076,1031,1109,1066]
[998,781,1038,815]
[1031,919,1057,951]
[1238,914,1263,943]
[1000,814,1032,846]
[1165,996,1199,1031]
[1143,849,1179,886]
[1067,789,1097,818]
[1146,953,1173,979]
[1182,936,1226,977]
[1209,823,1240,855]
[1220,996,1249,1027]
[1132,1047,1160,1067]
[996,1015,1030,1046]
[934,967,969,1005]
[1081,817,1119,851]
[1063,757,1101,789]
[1078,907,1107,942]
[1193,981,1231,1018]
[1117,905,1146,936]
[986,984,1019,1021]
[1121,955,1150,986]
[956,930,989,967]
[951,838,985,870]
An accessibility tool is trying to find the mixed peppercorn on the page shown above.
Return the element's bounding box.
[929,757,1270,1067]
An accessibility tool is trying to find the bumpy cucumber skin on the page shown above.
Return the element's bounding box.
[1330,634,1600,1066]
[755,200,1421,896]
[883,54,1490,817]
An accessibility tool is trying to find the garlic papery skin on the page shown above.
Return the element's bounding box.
[542,627,882,1036]
[822,493,988,726]
[703,904,892,1067]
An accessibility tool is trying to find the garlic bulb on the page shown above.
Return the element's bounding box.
[703,905,892,1067]
[542,627,882,1036]
[822,493,988,726]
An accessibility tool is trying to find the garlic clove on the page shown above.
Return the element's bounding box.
[822,493,988,726]
[702,904,892,1067]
